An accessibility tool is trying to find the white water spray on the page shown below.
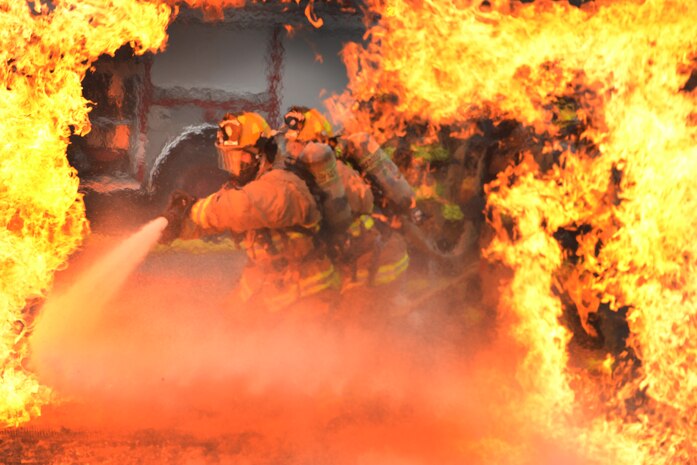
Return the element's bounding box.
[30,217,168,360]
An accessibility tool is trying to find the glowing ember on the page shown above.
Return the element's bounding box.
[334,0,697,462]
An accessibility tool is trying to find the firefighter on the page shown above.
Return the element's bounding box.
[161,112,339,314]
[391,122,472,254]
[283,106,424,222]
[280,106,410,304]
[295,108,478,269]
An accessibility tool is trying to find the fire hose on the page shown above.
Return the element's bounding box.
[399,216,479,267]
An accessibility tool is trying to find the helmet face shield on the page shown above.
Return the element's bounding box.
[283,110,305,141]
[217,118,243,147]
[216,145,260,187]
[283,108,333,143]
[214,112,273,186]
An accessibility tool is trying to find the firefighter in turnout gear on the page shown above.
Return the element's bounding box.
[161,112,339,313]
[280,106,410,294]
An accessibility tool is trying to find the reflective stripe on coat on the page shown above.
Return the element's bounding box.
[186,168,338,310]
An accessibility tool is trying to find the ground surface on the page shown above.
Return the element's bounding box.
[3,230,519,465]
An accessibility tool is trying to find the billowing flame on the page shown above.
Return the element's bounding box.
[0,0,352,429]
[4,0,696,461]
[0,0,171,426]
[174,0,335,27]
[333,0,697,462]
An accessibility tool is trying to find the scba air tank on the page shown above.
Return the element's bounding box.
[298,142,353,233]
[342,132,415,212]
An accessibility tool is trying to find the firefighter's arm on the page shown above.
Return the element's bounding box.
[160,190,198,243]
[188,187,254,233]
[188,172,319,233]
[344,132,420,217]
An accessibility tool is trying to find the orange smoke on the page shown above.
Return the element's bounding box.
[24,243,591,464]
[332,0,697,463]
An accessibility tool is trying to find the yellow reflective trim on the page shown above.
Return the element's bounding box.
[302,280,338,298]
[190,201,201,224]
[347,214,375,237]
[192,196,214,229]
[299,265,338,292]
[374,253,409,285]
[352,252,409,286]
[237,261,340,310]
[377,252,409,276]
[264,265,339,310]
[300,272,340,297]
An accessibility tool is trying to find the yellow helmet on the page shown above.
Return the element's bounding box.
[216,112,273,149]
[283,107,333,142]
[215,112,275,185]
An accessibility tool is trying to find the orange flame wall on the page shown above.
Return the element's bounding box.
[335,0,696,463]
[3,0,696,463]
[0,0,171,426]
[0,0,335,430]
[0,0,342,429]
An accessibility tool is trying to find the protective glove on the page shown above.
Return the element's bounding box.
[160,190,197,244]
